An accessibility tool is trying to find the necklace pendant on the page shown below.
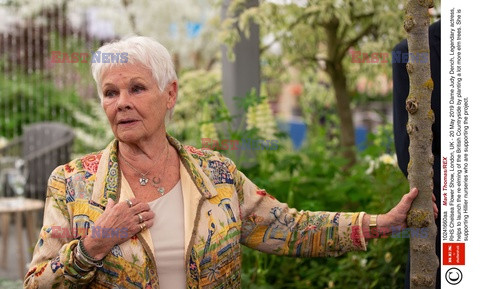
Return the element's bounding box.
[139,177,149,186]
[158,187,165,195]
[152,176,161,185]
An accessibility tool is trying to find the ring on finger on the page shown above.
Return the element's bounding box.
[138,213,144,223]
[126,199,133,208]
[139,222,146,231]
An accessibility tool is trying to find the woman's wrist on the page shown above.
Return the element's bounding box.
[82,234,111,261]
[362,213,392,240]
[72,247,95,274]
[376,214,392,236]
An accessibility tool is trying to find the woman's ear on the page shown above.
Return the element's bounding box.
[166,81,178,109]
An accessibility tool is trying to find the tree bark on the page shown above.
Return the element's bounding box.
[326,62,356,167]
[404,0,438,288]
[324,21,356,167]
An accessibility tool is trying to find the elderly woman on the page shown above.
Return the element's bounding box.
[24,36,438,289]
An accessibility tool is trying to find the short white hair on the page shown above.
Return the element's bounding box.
[91,36,178,120]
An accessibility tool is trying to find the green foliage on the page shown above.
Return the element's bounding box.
[168,68,229,146]
[49,32,102,93]
[0,279,22,289]
[222,0,406,91]
[220,0,411,167]
[235,124,409,288]
[0,32,114,155]
[297,78,337,127]
[0,70,81,138]
[0,68,112,155]
[70,99,114,156]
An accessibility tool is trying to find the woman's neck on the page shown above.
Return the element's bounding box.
[118,133,169,165]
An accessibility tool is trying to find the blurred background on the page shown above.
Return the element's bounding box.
[0,0,440,287]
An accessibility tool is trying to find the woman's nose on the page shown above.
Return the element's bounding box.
[116,90,131,110]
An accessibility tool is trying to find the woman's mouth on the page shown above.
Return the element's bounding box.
[118,119,138,125]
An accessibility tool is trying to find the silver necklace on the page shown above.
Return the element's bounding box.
[151,145,169,195]
[120,141,168,186]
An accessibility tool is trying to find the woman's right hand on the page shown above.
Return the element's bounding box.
[82,198,154,260]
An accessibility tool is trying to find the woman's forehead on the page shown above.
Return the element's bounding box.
[101,64,153,85]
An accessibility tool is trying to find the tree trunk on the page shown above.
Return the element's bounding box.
[324,21,356,167]
[327,62,356,167]
[404,0,438,288]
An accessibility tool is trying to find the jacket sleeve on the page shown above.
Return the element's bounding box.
[24,166,97,288]
[217,153,368,258]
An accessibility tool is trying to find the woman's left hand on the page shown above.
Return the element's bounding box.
[377,187,439,232]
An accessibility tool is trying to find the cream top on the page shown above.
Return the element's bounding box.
[148,180,186,288]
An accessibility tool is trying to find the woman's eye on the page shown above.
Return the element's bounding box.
[131,85,145,93]
[104,90,117,97]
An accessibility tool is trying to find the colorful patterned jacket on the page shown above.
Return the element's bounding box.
[24,134,368,289]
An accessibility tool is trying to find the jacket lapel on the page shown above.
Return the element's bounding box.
[167,135,218,199]
[91,140,119,206]
[179,161,203,265]
[167,134,219,268]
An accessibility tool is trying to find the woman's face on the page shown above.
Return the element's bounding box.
[101,64,177,144]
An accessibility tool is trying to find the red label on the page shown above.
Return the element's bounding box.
[443,243,465,265]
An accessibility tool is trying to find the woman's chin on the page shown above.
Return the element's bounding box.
[115,132,142,144]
